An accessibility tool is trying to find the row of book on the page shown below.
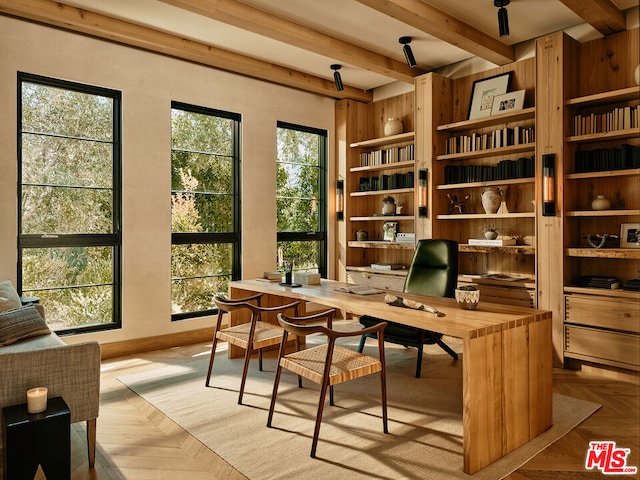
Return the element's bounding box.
[572,104,639,136]
[445,126,535,155]
[443,156,534,184]
[358,144,414,167]
[575,276,640,291]
[574,144,640,173]
[359,172,414,191]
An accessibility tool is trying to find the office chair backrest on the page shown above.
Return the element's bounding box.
[403,239,459,298]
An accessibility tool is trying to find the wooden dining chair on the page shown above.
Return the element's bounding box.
[206,294,301,404]
[267,310,388,458]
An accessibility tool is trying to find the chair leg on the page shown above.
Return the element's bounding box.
[380,371,388,434]
[357,334,367,353]
[259,348,263,371]
[238,344,253,405]
[432,334,459,360]
[415,345,423,378]
[311,378,330,458]
[329,385,334,406]
[86,418,97,467]
[205,332,220,387]
[267,362,283,428]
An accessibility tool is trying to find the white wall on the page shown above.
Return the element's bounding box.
[0,16,335,344]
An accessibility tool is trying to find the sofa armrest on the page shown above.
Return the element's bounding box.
[0,340,101,438]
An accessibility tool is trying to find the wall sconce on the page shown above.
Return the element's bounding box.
[418,168,428,217]
[495,0,510,37]
[336,179,344,221]
[542,154,555,216]
[331,64,344,92]
[399,37,417,68]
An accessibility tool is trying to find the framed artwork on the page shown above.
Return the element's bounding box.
[382,222,398,242]
[490,89,525,115]
[620,223,640,248]
[468,72,512,120]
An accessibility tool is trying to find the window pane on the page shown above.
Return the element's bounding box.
[22,186,112,234]
[171,243,233,314]
[21,246,114,329]
[22,134,112,188]
[277,241,319,272]
[22,82,113,140]
[171,192,233,233]
[171,110,233,155]
[276,197,318,232]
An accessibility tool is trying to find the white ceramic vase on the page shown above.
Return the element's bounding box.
[481,187,503,214]
[384,117,403,136]
[591,195,611,211]
[635,64,640,86]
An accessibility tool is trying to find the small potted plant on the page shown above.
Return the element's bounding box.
[455,284,480,310]
[480,224,502,240]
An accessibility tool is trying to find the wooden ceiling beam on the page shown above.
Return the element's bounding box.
[557,0,625,36]
[159,0,424,83]
[354,0,515,66]
[0,0,372,102]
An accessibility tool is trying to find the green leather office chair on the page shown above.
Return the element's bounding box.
[358,239,459,378]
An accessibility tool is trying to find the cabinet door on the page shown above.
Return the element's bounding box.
[565,295,640,333]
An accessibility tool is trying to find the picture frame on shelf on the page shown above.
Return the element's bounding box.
[468,72,512,120]
[382,221,398,242]
[490,89,525,115]
[620,223,640,248]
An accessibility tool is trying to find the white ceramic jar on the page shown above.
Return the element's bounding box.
[384,117,403,136]
[591,195,611,211]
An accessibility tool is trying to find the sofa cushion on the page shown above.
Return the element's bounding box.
[0,305,51,347]
[0,280,22,313]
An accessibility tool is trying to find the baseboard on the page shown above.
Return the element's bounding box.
[100,327,215,360]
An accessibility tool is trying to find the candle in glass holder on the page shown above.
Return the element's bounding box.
[27,387,48,414]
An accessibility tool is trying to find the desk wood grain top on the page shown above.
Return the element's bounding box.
[230,279,551,340]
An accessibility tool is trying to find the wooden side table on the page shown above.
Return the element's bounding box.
[2,396,70,480]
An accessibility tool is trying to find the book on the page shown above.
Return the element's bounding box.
[468,238,516,246]
[370,263,404,270]
[576,276,620,289]
[335,285,382,295]
[263,271,282,280]
[255,277,281,283]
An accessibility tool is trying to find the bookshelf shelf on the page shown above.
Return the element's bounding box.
[350,187,414,197]
[565,86,640,107]
[437,177,533,190]
[566,127,640,143]
[436,107,536,132]
[459,244,535,255]
[565,209,640,217]
[349,132,414,148]
[565,168,640,179]
[347,241,414,250]
[349,160,414,173]
[563,286,640,299]
[436,143,535,162]
[564,248,640,259]
[437,212,535,220]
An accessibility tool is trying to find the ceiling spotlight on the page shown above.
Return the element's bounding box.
[399,36,417,68]
[495,0,510,37]
[331,64,344,92]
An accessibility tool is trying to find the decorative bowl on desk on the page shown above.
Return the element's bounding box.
[455,285,480,310]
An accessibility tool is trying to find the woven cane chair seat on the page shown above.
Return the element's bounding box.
[217,321,285,350]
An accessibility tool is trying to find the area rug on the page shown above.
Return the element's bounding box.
[118,336,600,480]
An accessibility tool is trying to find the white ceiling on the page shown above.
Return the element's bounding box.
[57,0,639,91]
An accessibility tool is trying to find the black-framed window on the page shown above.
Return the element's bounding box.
[171,102,241,320]
[18,72,122,333]
[276,121,327,276]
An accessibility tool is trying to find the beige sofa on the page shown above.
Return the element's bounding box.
[0,304,101,466]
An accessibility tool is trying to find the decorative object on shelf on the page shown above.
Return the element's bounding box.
[490,89,525,115]
[591,195,611,211]
[382,221,398,242]
[620,223,640,248]
[447,193,470,214]
[480,224,502,240]
[481,187,503,214]
[336,179,344,221]
[382,195,396,215]
[542,153,555,216]
[356,229,368,242]
[383,117,403,136]
[27,386,48,414]
[584,233,619,249]
[418,168,428,217]
[455,285,480,310]
[635,64,640,86]
[331,64,343,92]
[468,71,512,120]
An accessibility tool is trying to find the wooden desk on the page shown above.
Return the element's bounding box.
[229,279,553,474]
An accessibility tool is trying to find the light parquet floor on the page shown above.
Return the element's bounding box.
[2,340,638,480]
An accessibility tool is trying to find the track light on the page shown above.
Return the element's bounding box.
[399,36,417,68]
[331,64,344,92]
[495,0,510,37]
